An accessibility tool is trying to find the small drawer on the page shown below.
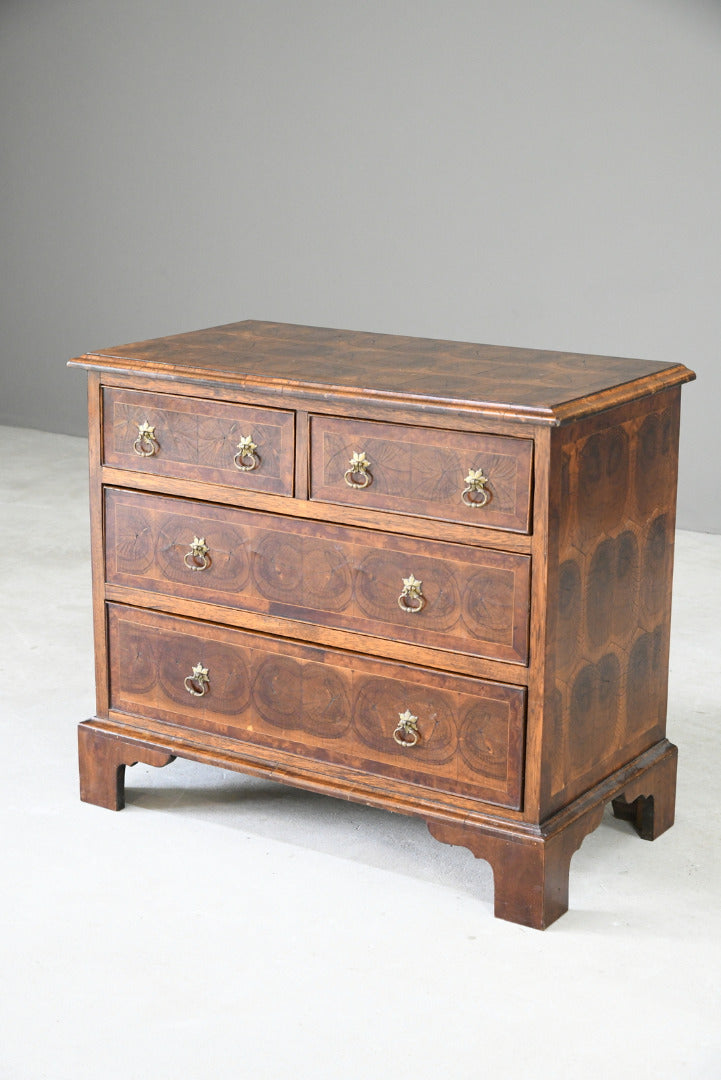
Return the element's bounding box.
[105,488,531,665]
[309,416,533,532]
[102,387,295,495]
[108,604,527,810]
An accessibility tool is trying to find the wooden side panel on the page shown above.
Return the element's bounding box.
[107,604,527,810]
[540,388,682,816]
[104,488,531,665]
[309,415,533,532]
[102,386,295,495]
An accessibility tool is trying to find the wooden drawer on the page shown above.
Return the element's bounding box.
[102,387,295,495]
[105,488,531,665]
[107,604,526,809]
[309,415,533,532]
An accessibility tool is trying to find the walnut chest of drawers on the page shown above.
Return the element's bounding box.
[69,320,695,928]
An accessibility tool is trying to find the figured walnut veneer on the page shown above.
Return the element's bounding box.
[309,415,533,531]
[541,393,682,814]
[69,319,694,929]
[104,488,530,665]
[103,387,295,495]
[107,605,526,809]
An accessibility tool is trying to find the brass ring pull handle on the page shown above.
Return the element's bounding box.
[393,709,420,748]
[183,536,210,572]
[184,662,210,697]
[133,421,159,457]
[233,435,260,472]
[462,467,491,509]
[398,574,426,615]
[344,451,372,489]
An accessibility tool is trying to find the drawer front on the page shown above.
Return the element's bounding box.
[102,387,295,495]
[105,488,531,665]
[108,605,526,809]
[309,416,533,532]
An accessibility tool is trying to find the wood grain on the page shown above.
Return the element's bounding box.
[87,372,109,717]
[104,488,531,665]
[69,318,695,927]
[107,603,527,810]
[102,386,295,494]
[540,388,682,815]
[429,738,677,927]
[98,463,533,554]
[69,319,694,425]
[78,722,175,810]
[89,368,549,435]
[310,414,533,532]
[102,584,531,685]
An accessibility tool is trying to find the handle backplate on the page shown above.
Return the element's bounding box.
[234,435,260,472]
[133,421,159,457]
[184,662,210,696]
[183,536,210,572]
[393,709,420,748]
[462,467,491,509]
[344,451,372,489]
[398,573,426,614]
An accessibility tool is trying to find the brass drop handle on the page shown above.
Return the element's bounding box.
[233,435,260,471]
[398,574,426,615]
[184,662,210,697]
[183,536,210,572]
[393,709,420,748]
[133,421,159,457]
[462,467,491,508]
[344,451,372,489]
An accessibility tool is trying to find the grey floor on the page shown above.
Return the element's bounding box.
[2,424,720,1080]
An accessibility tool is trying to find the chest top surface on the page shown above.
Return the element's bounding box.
[69,320,694,424]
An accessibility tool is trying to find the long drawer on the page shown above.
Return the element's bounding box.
[105,488,531,665]
[107,605,526,809]
[309,415,533,532]
[102,387,295,495]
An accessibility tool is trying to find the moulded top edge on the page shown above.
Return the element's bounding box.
[68,349,695,428]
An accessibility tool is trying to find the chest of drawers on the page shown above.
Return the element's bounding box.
[69,320,694,928]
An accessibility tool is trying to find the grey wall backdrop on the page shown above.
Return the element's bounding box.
[1,0,719,531]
